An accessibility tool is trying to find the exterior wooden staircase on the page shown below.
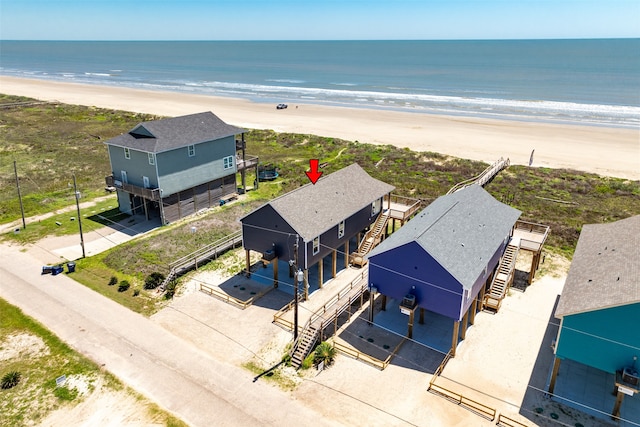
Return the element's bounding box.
[350,211,390,267]
[483,239,520,312]
[288,271,369,369]
[290,325,320,369]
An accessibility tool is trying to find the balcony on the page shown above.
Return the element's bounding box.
[105,175,161,201]
[512,220,550,252]
[384,194,423,222]
[237,155,259,172]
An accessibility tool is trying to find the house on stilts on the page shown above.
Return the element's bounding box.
[366,185,524,357]
[104,111,258,224]
[240,163,420,298]
[549,215,640,421]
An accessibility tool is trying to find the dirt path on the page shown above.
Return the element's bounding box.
[0,195,116,235]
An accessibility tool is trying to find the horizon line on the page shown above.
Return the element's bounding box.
[2,37,639,43]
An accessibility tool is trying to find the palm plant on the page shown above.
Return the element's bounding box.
[1,371,21,389]
[313,341,337,367]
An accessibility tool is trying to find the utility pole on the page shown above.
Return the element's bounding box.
[293,235,299,341]
[14,160,26,229]
[73,174,85,258]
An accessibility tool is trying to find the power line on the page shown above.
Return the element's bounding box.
[22,193,638,424]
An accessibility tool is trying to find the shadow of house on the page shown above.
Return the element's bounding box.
[240,163,394,299]
[104,112,257,224]
[549,215,640,423]
[366,185,521,357]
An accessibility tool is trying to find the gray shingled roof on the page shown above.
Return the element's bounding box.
[104,111,245,153]
[255,163,394,241]
[367,185,521,290]
[555,215,640,318]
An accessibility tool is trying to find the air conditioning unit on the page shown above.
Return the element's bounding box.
[262,250,276,261]
[401,294,416,308]
[622,367,639,386]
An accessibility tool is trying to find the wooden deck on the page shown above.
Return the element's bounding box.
[512,220,549,253]
[385,194,422,222]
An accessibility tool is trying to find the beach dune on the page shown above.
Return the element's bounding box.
[1,76,638,180]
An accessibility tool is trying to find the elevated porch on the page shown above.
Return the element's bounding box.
[385,194,422,223]
[105,175,161,201]
[512,220,550,284]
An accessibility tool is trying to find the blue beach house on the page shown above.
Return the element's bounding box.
[240,163,395,298]
[549,215,640,417]
[366,185,521,356]
[105,112,256,224]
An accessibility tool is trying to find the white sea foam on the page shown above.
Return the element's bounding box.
[3,66,637,128]
[84,72,111,77]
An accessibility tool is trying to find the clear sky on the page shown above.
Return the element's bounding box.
[1,0,638,41]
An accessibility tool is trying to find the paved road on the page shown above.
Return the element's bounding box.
[0,243,339,427]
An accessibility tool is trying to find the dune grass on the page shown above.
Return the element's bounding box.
[0,297,187,426]
[2,95,639,311]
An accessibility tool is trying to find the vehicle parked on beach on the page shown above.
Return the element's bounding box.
[276,103,288,109]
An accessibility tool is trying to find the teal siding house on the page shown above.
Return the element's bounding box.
[550,215,640,408]
[105,112,247,224]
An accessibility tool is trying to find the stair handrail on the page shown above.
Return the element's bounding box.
[447,157,510,195]
[289,270,368,362]
[355,211,389,254]
[169,230,243,270]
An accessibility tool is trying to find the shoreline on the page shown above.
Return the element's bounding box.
[1,75,638,180]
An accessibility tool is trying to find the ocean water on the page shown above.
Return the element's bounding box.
[1,39,639,127]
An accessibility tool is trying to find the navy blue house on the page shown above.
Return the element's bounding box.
[366,185,521,355]
[240,163,394,298]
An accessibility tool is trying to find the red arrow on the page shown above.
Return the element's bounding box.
[305,159,323,184]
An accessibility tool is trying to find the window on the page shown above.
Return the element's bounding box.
[312,236,320,255]
[124,147,130,159]
[188,145,195,157]
[143,176,150,189]
[120,170,128,184]
[148,153,155,165]
[223,155,234,170]
[371,198,381,216]
[338,220,345,239]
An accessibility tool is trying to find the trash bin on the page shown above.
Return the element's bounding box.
[51,265,64,275]
[42,266,53,275]
[67,262,76,273]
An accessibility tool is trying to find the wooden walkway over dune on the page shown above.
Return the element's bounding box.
[447,157,510,195]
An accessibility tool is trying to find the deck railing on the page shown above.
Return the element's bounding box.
[169,230,243,272]
[513,220,550,252]
[384,194,422,220]
[334,336,406,370]
[159,231,243,291]
[305,270,368,330]
[429,349,454,386]
[447,157,510,195]
[428,383,497,420]
[273,270,368,330]
[199,282,274,309]
[496,414,530,427]
[237,155,259,171]
[105,175,161,201]
[273,300,296,330]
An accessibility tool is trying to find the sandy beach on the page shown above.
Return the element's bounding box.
[1,75,638,180]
